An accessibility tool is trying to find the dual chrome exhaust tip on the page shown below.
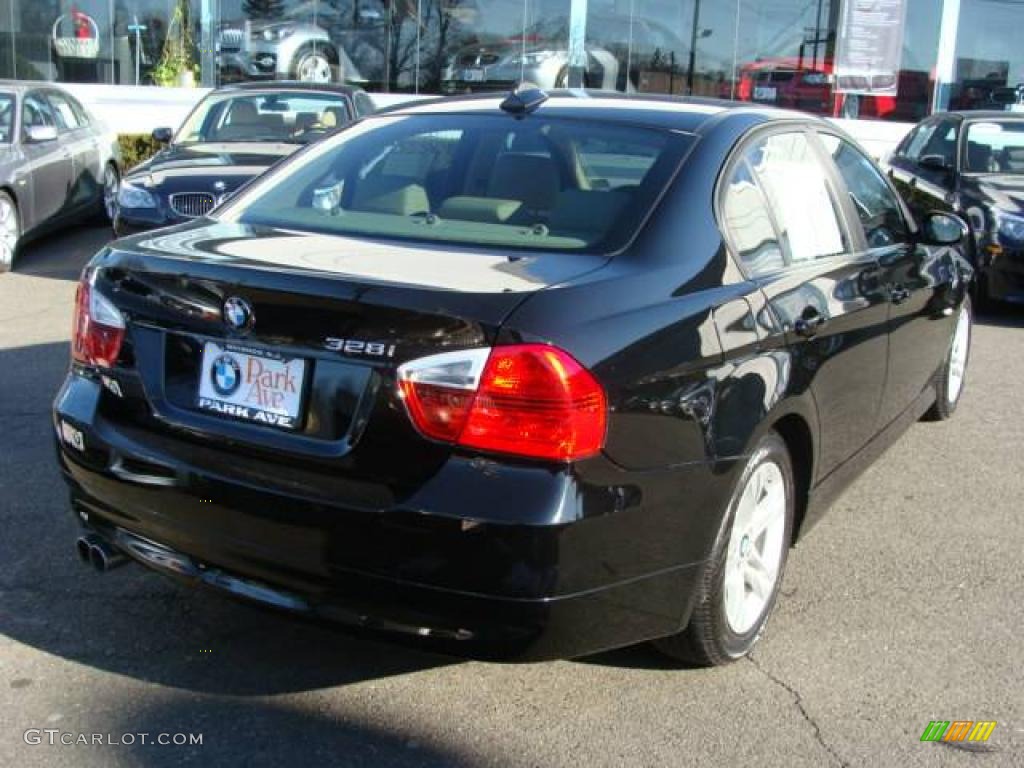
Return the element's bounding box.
[75,533,128,573]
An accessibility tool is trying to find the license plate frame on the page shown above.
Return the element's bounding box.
[196,341,309,432]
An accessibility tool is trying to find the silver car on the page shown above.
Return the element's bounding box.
[0,82,121,272]
[217,19,365,85]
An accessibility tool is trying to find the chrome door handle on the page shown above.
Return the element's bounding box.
[890,286,912,305]
[794,307,827,338]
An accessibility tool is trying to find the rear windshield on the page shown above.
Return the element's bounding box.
[218,114,691,253]
[176,91,351,145]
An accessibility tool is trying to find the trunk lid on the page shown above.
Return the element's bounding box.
[93,220,604,498]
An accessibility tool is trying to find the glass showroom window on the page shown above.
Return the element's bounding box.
[213,0,535,93]
[0,0,188,86]
[952,0,1024,111]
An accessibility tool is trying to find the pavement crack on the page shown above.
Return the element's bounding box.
[747,655,849,768]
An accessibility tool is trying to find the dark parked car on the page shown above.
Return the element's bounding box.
[113,81,375,237]
[0,81,121,272]
[56,89,973,664]
[886,111,1024,305]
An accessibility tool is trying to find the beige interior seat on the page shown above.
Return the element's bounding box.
[351,177,430,216]
[486,153,560,214]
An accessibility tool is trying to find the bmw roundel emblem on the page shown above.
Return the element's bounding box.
[223,296,253,331]
[211,354,242,396]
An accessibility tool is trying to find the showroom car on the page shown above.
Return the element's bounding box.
[55,88,973,664]
[216,13,366,85]
[114,81,375,237]
[443,16,686,93]
[0,82,121,272]
[886,111,1024,305]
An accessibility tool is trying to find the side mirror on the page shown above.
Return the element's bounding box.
[919,154,952,172]
[25,125,58,143]
[921,211,968,246]
[152,126,173,144]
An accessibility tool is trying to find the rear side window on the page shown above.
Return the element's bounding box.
[354,91,376,117]
[47,91,80,131]
[819,134,908,249]
[744,131,848,264]
[721,159,785,276]
[222,114,690,253]
[67,94,91,126]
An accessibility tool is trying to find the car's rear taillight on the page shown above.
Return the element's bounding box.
[72,278,125,369]
[398,345,607,462]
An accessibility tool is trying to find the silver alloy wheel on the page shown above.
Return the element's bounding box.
[103,164,120,222]
[297,53,332,83]
[0,196,19,270]
[723,461,788,635]
[948,304,970,404]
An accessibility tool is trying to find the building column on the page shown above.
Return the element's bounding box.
[200,0,217,87]
[566,0,588,87]
[933,0,961,111]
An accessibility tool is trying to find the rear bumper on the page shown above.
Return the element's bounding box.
[54,372,712,660]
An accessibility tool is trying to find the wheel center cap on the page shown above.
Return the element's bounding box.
[739,535,752,558]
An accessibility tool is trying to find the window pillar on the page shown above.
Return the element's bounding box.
[932,0,961,112]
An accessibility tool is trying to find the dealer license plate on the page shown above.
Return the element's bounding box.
[196,341,307,431]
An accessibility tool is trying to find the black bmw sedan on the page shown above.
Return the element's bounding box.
[113,81,375,237]
[55,89,973,664]
[886,111,1024,305]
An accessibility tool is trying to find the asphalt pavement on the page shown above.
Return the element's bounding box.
[1,223,1022,767]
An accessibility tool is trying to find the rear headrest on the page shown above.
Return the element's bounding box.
[966,141,993,172]
[1002,146,1024,170]
[487,153,560,212]
[351,178,430,216]
[322,106,349,129]
[258,113,284,131]
[437,196,522,224]
[294,112,318,132]
[549,189,630,234]
[229,101,259,125]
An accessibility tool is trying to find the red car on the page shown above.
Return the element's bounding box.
[732,57,902,119]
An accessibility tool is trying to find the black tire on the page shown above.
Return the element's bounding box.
[654,432,795,666]
[96,162,120,225]
[923,296,972,421]
[0,190,21,273]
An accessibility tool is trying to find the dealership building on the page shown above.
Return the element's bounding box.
[0,0,1016,137]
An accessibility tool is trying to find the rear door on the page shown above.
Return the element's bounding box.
[47,89,101,211]
[19,90,72,230]
[818,130,960,425]
[725,127,889,477]
[888,116,960,218]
